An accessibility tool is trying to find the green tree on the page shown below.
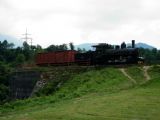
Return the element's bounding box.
[82,48,86,53]
[23,41,30,50]
[121,42,126,49]
[34,45,43,53]
[58,44,68,50]
[46,45,57,52]
[22,42,32,61]
[2,40,8,49]
[46,44,68,52]
[0,62,10,102]
[69,42,75,50]
[15,54,25,67]
[77,47,82,52]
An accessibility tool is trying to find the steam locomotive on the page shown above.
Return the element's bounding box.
[36,40,144,66]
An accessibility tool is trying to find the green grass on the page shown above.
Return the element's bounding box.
[148,65,160,79]
[125,66,146,84]
[0,66,160,120]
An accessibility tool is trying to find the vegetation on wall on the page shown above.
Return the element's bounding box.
[0,62,11,103]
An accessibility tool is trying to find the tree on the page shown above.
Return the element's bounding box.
[77,48,86,53]
[0,62,10,102]
[23,41,30,50]
[77,47,82,52]
[15,54,25,67]
[152,48,157,54]
[157,50,160,61]
[0,55,4,62]
[22,42,31,60]
[69,42,74,50]
[46,45,57,52]
[1,40,14,49]
[2,40,8,49]
[35,45,43,53]
[58,44,68,50]
[121,42,126,49]
[46,44,68,52]
[82,48,86,53]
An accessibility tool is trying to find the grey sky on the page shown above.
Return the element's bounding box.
[0,0,160,48]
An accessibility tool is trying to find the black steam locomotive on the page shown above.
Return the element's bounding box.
[75,40,144,65]
[36,40,144,66]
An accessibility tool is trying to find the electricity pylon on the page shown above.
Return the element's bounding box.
[21,28,32,46]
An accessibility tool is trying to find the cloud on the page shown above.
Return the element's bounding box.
[0,0,160,48]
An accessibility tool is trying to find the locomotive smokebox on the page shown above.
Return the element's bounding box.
[132,40,135,48]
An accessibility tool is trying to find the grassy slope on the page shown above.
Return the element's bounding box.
[125,66,146,84]
[0,66,160,120]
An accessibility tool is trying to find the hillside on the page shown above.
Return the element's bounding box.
[0,65,160,120]
[136,43,155,49]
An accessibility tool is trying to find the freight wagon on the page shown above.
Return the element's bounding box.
[36,50,77,66]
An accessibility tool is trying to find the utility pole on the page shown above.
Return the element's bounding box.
[21,28,32,46]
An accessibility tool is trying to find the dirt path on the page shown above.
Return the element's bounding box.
[120,66,151,86]
[119,68,137,84]
[143,66,151,81]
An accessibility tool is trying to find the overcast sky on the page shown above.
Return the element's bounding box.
[0,0,160,48]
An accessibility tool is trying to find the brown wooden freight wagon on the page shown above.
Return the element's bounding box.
[36,50,77,66]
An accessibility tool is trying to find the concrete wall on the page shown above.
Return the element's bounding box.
[9,70,40,99]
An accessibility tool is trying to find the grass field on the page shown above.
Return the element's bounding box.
[0,65,160,120]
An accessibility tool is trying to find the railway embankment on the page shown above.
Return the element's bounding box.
[9,65,154,99]
[1,65,160,120]
[9,66,94,99]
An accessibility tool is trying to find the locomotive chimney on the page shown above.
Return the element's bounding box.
[132,40,135,48]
